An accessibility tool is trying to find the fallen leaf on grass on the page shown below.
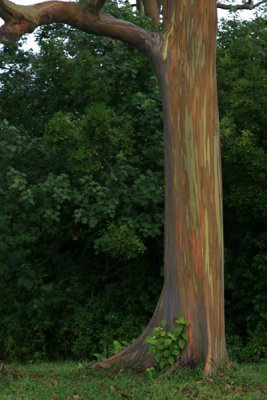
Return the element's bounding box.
[72,395,81,399]
[11,368,22,380]
[48,379,58,387]
[257,385,267,393]
[0,363,7,377]
[51,396,58,400]
[115,368,124,377]
[196,380,206,385]
[110,385,116,392]
[98,383,105,393]
[178,386,199,399]
[232,386,250,395]
[31,372,43,380]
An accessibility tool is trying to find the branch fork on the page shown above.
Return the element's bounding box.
[88,0,106,14]
[217,1,267,9]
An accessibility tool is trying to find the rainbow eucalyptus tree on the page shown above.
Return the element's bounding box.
[0,0,265,374]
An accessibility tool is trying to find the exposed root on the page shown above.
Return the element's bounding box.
[85,335,154,371]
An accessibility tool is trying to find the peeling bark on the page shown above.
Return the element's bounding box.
[158,1,227,374]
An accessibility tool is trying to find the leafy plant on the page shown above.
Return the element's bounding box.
[145,317,189,371]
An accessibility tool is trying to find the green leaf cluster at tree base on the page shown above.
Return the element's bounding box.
[145,317,189,371]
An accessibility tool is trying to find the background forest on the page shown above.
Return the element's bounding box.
[0,8,266,363]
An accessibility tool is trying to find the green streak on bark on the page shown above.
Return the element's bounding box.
[162,11,175,61]
[204,209,214,306]
[184,107,198,228]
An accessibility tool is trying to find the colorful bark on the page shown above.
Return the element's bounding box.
[158,1,227,374]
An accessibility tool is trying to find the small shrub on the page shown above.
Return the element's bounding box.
[145,317,189,371]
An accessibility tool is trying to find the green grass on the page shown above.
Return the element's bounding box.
[0,362,266,399]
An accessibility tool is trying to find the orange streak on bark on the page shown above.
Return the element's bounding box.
[158,0,226,369]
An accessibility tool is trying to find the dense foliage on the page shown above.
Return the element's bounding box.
[218,18,267,360]
[0,14,266,362]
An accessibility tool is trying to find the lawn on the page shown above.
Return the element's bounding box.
[0,361,266,400]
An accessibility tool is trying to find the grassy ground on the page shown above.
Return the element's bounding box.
[0,361,266,400]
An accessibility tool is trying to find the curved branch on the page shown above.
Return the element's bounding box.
[0,0,157,57]
[217,0,267,9]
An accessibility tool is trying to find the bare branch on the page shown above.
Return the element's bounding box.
[217,0,267,9]
[135,1,168,27]
[0,0,157,57]
[136,0,146,18]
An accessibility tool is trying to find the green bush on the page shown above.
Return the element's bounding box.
[145,318,189,371]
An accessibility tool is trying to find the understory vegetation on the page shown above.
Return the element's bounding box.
[0,10,266,363]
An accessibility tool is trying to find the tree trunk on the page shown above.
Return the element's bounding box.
[158,0,227,374]
[99,0,227,374]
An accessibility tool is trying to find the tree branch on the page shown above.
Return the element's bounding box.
[217,0,267,9]
[0,0,157,57]
[136,0,145,16]
[143,0,159,26]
